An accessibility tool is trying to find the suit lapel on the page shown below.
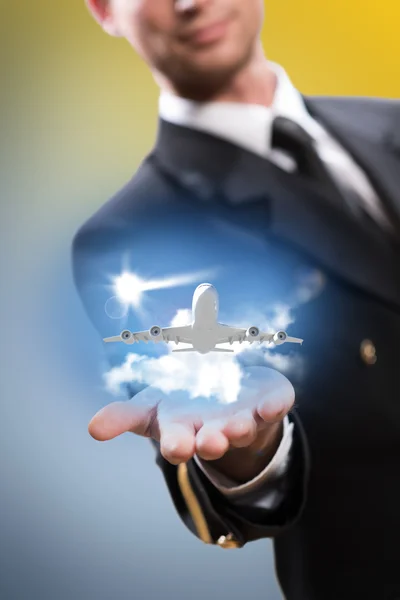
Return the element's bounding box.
[218,140,400,310]
[304,96,400,236]
[153,115,400,310]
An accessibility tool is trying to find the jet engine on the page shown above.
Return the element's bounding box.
[273,330,287,345]
[120,330,134,344]
[149,325,163,342]
[246,326,260,341]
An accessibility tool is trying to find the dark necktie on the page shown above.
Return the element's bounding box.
[270,115,379,226]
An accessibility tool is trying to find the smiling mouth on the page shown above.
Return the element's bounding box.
[179,17,232,46]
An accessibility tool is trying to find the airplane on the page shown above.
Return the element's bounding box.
[103,283,303,355]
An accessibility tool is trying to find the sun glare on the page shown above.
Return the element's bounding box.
[114,272,144,307]
[112,268,219,311]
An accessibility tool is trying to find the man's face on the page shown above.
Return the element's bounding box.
[105,0,264,95]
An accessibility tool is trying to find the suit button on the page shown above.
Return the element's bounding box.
[360,339,377,365]
[216,533,241,549]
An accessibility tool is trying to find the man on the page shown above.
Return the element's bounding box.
[72,1,400,598]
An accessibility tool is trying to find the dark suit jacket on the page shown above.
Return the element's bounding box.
[72,96,400,600]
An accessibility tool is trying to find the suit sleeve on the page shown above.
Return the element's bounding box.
[72,222,311,550]
[152,408,310,549]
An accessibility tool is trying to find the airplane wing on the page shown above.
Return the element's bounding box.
[215,324,274,345]
[283,336,303,344]
[215,324,303,346]
[103,325,193,345]
[161,326,193,344]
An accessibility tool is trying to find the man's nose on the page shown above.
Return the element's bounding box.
[174,0,212,14]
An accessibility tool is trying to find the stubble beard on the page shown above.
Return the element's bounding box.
[154,42,256,102]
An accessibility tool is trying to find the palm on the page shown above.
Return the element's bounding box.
[89,366,294,464]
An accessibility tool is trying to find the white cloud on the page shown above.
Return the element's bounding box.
[270,303,295,330]
[170,308,191,327]
[104,350,243,405]
[263,348,304,377]
[295,269,326,305]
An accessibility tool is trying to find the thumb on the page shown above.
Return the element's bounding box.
[89,395,160,441]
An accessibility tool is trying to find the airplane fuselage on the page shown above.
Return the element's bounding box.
[190,284,219,354]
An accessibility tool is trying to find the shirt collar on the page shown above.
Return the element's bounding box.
[158,62,317,158]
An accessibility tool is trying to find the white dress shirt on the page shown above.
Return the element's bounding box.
[159,62,388,499]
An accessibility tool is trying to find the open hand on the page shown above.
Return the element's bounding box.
[89,366,295,476]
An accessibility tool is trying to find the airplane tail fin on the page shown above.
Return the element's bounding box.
[172,348,196,353]
[212,348,234,353]
[172,348,234,353]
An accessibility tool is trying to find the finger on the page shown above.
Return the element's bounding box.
[195,420,230,461]
[159,421,196,465]
[88,390,160,441]
[256,376,295,423]
[88,401,157,441]
[222,409,258,448]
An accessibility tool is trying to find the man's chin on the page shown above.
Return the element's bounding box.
[170,57,244,98]
[185,45,242,73]
[173,70,234,100]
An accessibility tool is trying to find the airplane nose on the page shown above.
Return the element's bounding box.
[203,285,216,297]
[195,283,214,292]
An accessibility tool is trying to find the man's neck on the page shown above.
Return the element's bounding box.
[156,43,278,107]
